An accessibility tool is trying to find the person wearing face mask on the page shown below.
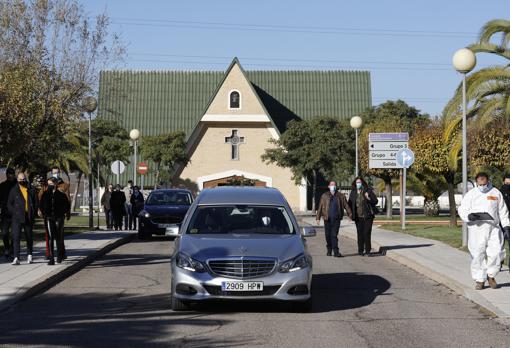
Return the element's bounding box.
[316,181,352,257]
[348,177,379,256]
[0,168,17,261]
[101,184,114,230]
[458,172,510,290]
[130,186,145,230]
[110,184,126,231]
[40,178,70,265]
[7,173,38,265]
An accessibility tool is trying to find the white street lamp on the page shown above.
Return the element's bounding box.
[130,129,141,186]
[82,96,98,229]
[350,116,363,177]
[453,48,476,247]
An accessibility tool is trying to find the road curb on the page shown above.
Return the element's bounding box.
[1,232,136,312]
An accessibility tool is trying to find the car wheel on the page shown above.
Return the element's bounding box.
[138,229,151,240]
[171,294,190,311]
[290,297,312,313]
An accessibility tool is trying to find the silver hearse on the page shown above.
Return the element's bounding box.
[170,186,316,311]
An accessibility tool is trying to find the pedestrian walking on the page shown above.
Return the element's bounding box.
[7,173,38,265]
[316,181,352,257]
[348,177,379,256]
[40,178,70,265]
[110,184,126,230]
[0,168,17,260]
[130,186,144,230]
[101,184,113,229]
[123,180,134,230]
[458,172,510,290]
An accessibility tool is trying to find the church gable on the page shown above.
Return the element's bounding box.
[204,59,268,117]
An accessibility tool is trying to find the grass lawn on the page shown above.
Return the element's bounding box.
[1,215,106,255]
[375,215,452,221]
[381,224,510,257]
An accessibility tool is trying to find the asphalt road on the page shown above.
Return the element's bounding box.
[2,227,510,348]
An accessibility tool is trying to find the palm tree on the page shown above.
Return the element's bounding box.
[443,19,510,169]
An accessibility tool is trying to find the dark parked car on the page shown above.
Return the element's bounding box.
[138,189,193,239]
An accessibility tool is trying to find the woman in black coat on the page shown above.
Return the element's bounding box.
[130,186,144,230]
[110,185,126,230]
[348,177,379,256]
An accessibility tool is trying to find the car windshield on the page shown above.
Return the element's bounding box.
[146,192,192,206]
[186,205,295,235]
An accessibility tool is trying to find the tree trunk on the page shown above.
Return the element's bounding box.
[312,170,318,212]
[446,176,458,228]
[71,171,82,212]
[385,178,393,218]
[155,162,161,189]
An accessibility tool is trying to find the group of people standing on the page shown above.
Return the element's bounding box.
[314,173,510,292]
[316,177,378,257]
[0,167,70,266]
[100,180,144,231]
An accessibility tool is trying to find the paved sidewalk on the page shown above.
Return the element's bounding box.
[0,229,135,311]
[301,217,510,318]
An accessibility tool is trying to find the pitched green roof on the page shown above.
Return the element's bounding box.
[98,65,372,136]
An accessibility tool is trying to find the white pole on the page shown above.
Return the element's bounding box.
[117,162,120,185]
[402,167,407,230]
[355,128,359,177]
[133,140,137,186]
[462,74,468,247]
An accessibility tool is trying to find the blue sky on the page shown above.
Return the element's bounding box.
[84,0,509,116]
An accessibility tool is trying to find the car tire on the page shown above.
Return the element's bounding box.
[138,229,151,240]
[290,297,312,313]
[171,294,190,311]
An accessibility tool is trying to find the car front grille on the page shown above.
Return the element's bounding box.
[207,258,277,279]
[151,216,182,224]
[203,284,281,296]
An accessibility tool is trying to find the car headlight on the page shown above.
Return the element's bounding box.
[279,254,310,273]
[141,211,150,218]
[175,252,206,272]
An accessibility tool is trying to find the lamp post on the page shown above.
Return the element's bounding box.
[452,48,476,247]
[350,116,363,177]
[130,129,141,186]
[82,96,98,229]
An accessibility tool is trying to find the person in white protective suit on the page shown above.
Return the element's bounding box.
[459,172,510,290]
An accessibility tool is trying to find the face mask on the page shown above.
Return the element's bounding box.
[356,183,362,190]
[478,183,492,193]
[329,186,336,193]
[52,173,59,178]
[18,180,27,187]
[47,184,55,190]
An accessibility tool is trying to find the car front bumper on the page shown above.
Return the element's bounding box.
[171,265,312,302]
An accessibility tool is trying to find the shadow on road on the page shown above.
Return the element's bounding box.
[379,244,433,255]
[0,292,248,348]
[311,272,391,313]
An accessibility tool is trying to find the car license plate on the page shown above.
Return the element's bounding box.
[165,225,180,236]
[158,223,172,228]
[221,281,264,292]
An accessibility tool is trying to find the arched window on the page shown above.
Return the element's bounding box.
[229,91,241,109]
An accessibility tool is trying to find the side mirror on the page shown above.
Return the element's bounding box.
[301,226,316,237]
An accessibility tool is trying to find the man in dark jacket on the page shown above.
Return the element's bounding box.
[110,185,126,230]
[0,168,17,260]
[40,178,70,265]
[7,173,38,265]
[316,181,352,257]
[130,186,144,230]
[101,184,113,229]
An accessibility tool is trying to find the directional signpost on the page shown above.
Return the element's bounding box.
[368,132,409,169]
[369,133,413,230]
